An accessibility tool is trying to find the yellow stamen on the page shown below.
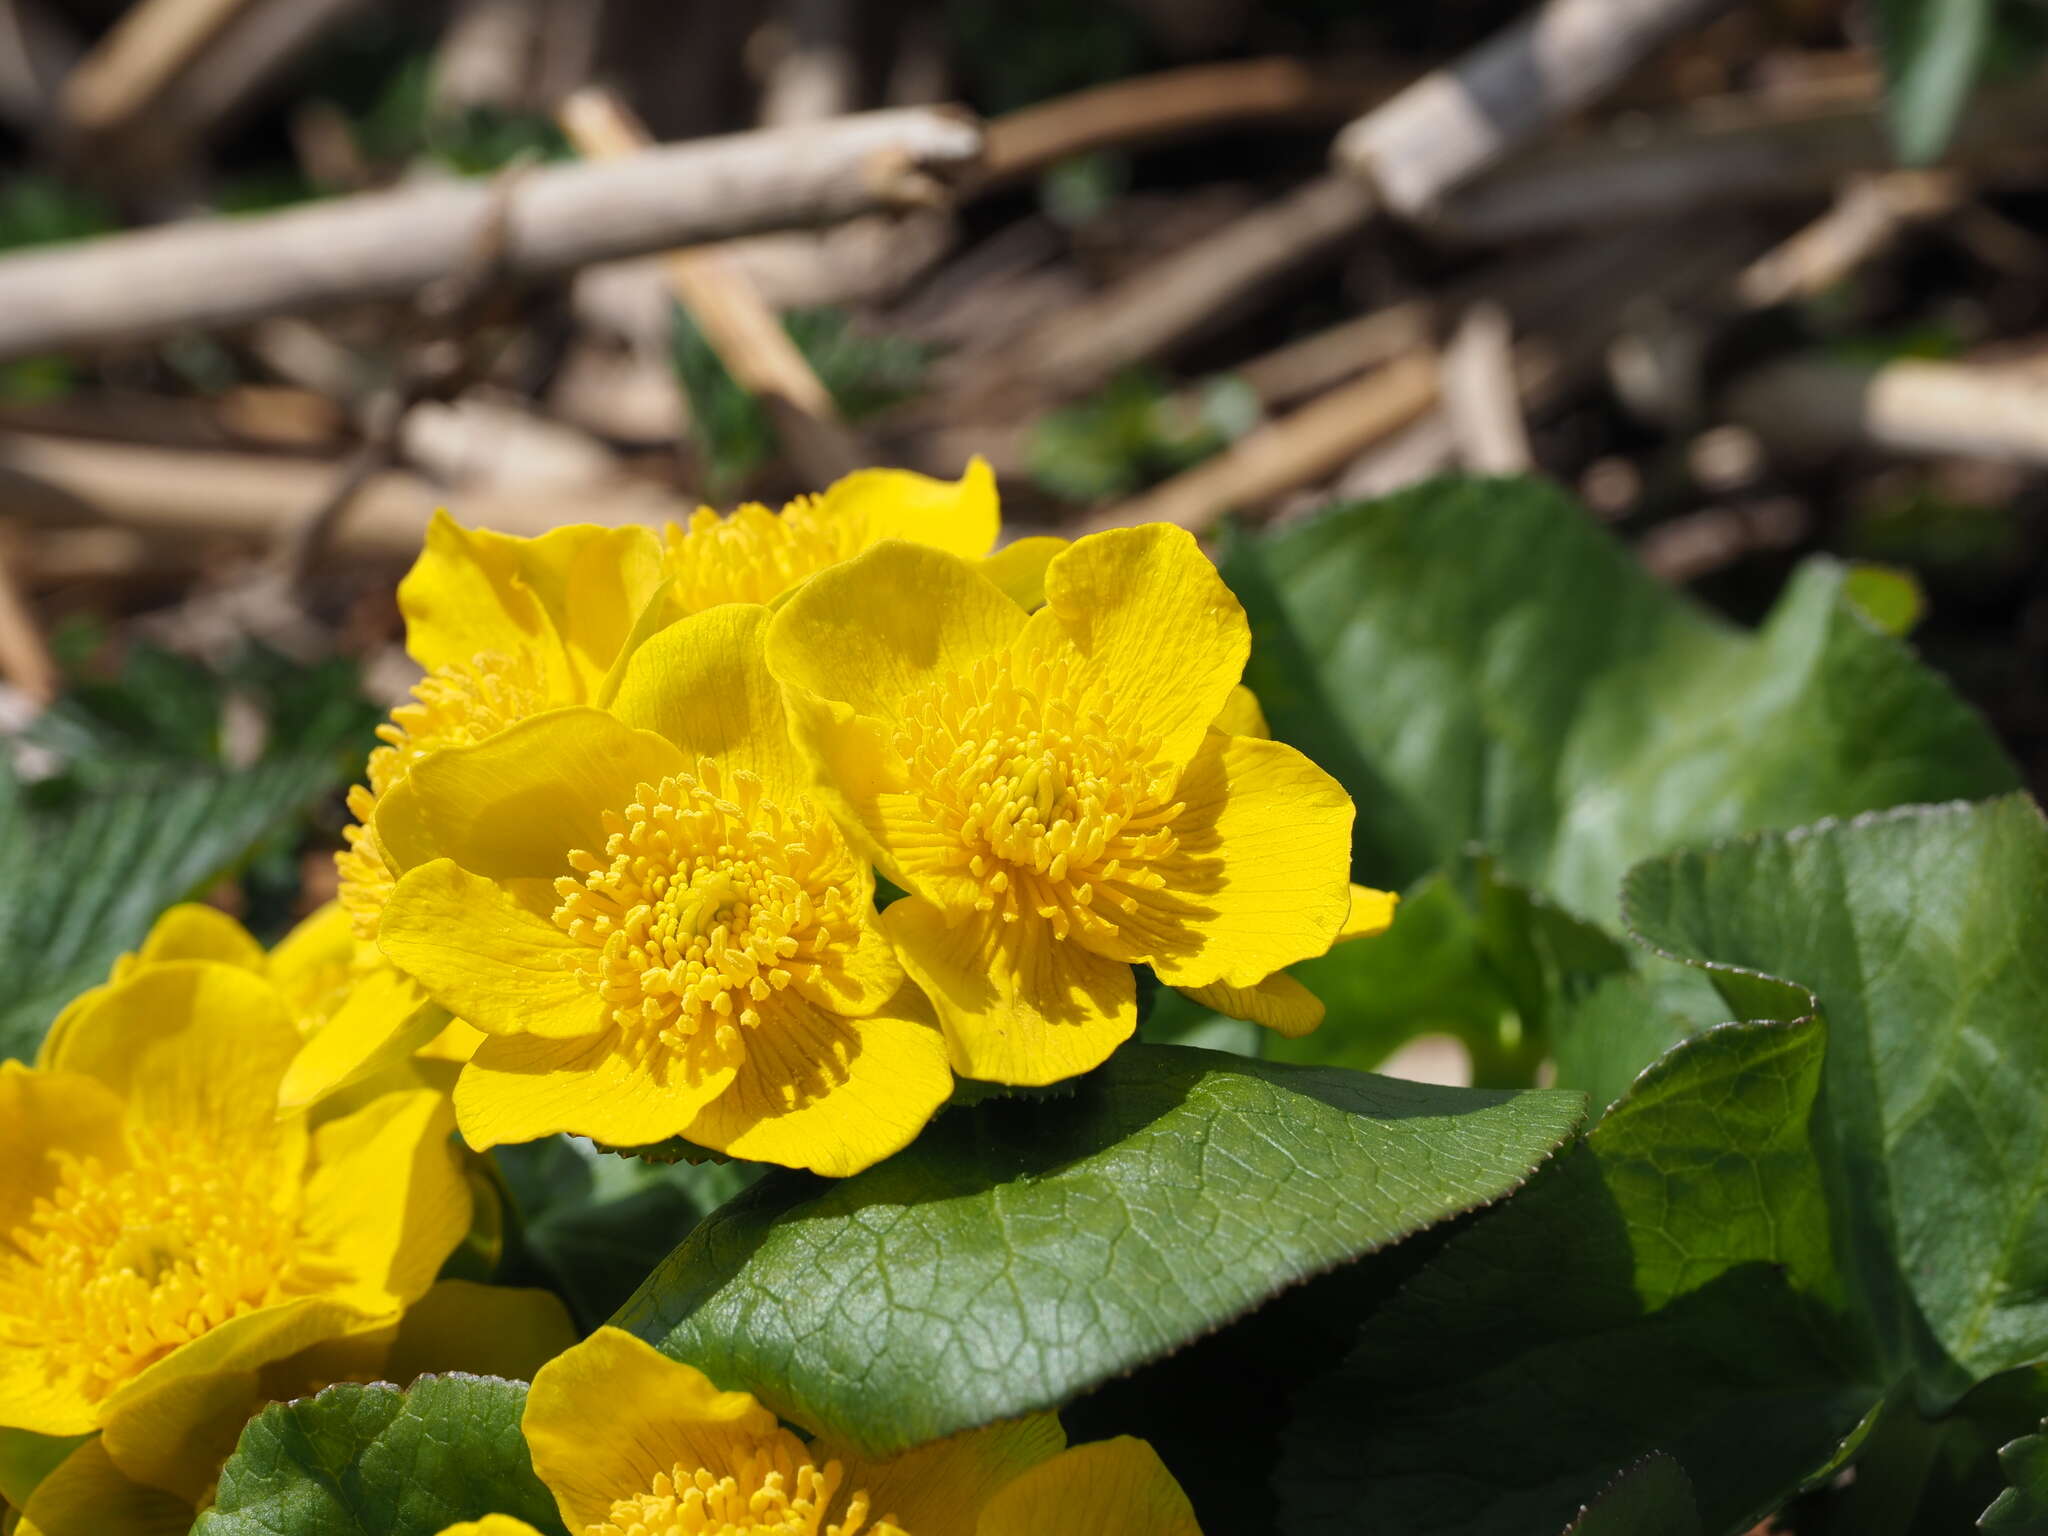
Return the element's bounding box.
[552,759,861,1073]
[891,646,1184,949]
[589,1448,905,1536]
[662,497,864,613]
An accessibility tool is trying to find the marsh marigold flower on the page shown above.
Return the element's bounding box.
[312,463,1003,1112]
[476,1326,1202,1536]
[766,524,1356,1085]
[0,959,470,1515]
[373,604,952,1175]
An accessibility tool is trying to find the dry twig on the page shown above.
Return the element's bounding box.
[1440,301,1532,473]
[1726,357,2048,466]
[0,108,985,362]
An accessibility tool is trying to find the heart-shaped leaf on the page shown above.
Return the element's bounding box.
[615,1044,1585,1458]
[1224,479,2018,924]
[194,1374,565,1536]
[1625,795,2048,1407]
[1276,1017,1876,1535]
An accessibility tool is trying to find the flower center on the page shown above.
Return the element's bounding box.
[663,498,860,613]
[893,648,1183,945]
[336,649,550,951]
[589,1451,901,1536]
[552,759,859,1066]
[0,1129,304,1400]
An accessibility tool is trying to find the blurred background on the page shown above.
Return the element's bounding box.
[0,0,2044,985]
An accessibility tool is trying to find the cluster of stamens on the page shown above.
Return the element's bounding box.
[553,760,856,1071]
[336,649,549,949]
[592,1450,892,1536]
[664,498,863,612]
[893,648,1184,947]
[0,1128,302,1399]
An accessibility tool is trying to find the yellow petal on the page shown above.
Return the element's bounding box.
[976,1437,1201,1536]
[375,707,683,880]
[18,1437,191,1536]
[266,900,358,1025]
[434,1520,549,1536]
[0,1064,127,1241]
[299,1088,470,1312]
[683,987,952,1178]
[765,541,1025,727]
[821,456,1001,558]
[41,962,301,1153]
[1339,884,1399,942]
[398,511,568,689]
[452,1027,738,1152]
[1032,524,1248,770]
[501,523,666,697]
[380,1281,577,1385]
[824,1413,1065,1532]
[978,536,1068,611]
[523,1327,788,1533]
[1174,971,1325,1039]
[882,900,1134,1086]
[98,1365,263,1504]
[609,604,804,790]
[134,904,265,971]
[379,861,604,1041]
[1210,684,1268,740]
[1113,732,1353,990]
[278,971,447,1110]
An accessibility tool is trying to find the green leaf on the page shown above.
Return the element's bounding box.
[616,1044,1585,1459]
[1276,1017,1877,1536]
[1624,795,2048,1409]
[1562,1454,1701,1536]
[0,751,350,1062]
[1877,0,1996,164]
[194,1374,566,1536]
[1984,1421,2048,1534]
[1224,478,2018,923]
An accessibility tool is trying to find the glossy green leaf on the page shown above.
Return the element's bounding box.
[616,1044,1586,1459]
[1277,1017,1876,1535]
[1984,1421,2048,1534]
[193,1374,566,1536]
[1625,795,2048,1408]
[1223,478,2018,923]
[1562,1454,1701,1536]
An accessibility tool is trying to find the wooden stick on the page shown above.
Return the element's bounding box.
[1184,300,1434,414]
[1725,357,2048,466]
[559,88,864,483]
[1436,88,2048,242]
[0,0,78,130]
[979,57,1384,186]
[0,107,984,363]
[1018,173,1379,393]
[0,432,676,556]
[0,531,56,706]
[1735,171,1961,307]
[1333,0,1733,216]
[1439,301,1531,473]
[1079,353,1440,534]
[57,0,257,137]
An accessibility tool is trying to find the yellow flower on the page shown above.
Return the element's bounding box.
[12,1280,574,1536]
[766,525,1356,1086]
[373,604,952,1176]
[0,959,470,1507]
[516,1327,1201,1536]
[661,459,1000,615]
